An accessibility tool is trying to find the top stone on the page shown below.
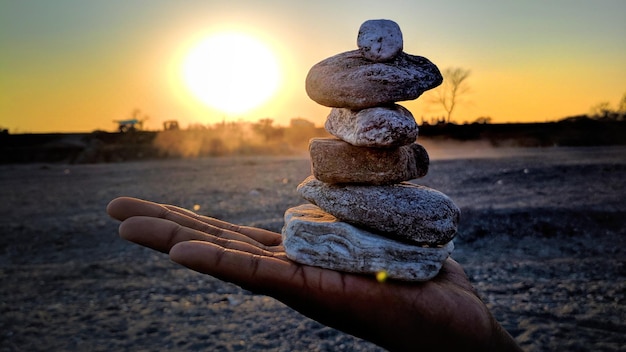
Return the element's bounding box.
[357,19,403,62]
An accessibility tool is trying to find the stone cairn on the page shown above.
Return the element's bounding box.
[281,19,460,281]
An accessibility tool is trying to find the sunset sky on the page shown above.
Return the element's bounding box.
[1,0,625,133]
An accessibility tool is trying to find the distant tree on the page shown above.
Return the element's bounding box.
[253,118,283,142]
[589,101,613,119]
[429,67,471,123]
[617,92,626,118]
[472,116,492,124]
[186,123,206,131]
[589,92,626,121]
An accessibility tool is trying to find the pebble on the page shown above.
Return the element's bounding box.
[357,19,403,62]
[305,50,443,109]
[309,138,429,185]
[325,104,418,147]
[297,176,459,246]
[282,204,454,281]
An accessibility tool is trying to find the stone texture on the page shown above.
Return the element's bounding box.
[325,104,418,147]
[305,50,443,109]
[282,204,454,281]
[357,19,403,62]
[297,176,459,245]
[309,138,429,185]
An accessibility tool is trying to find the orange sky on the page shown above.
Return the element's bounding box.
[1,0,625,133]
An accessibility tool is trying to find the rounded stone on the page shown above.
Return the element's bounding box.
[325,104,418,147]
[282,204,454,282]
[305,50,442,109]
[297,176,460,246]
[357,19,403,62]
[309,138,429,185]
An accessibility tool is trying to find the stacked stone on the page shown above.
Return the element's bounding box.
[281,19,460,281]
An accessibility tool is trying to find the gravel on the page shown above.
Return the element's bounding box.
[1,145,624,351]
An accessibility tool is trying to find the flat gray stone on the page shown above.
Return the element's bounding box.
[297,176,459,245]
[282,204,454,281]
[325,104,418,147]
[357,19,403,62]
[309,138,429,185]
[305,50,442,109]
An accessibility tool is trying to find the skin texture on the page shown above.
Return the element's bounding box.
[106,197,522,351]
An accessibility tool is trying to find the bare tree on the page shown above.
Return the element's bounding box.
[589,101,612,119]
[590,92,626,121]
[429,67,471,123]
[617,91,626,118]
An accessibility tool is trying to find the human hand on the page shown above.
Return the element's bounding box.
[107,197,520,351]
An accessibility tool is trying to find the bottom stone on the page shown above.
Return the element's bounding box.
[282,204,454,281]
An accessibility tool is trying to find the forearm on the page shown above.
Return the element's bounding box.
[486,317,523,352]
[374,310,522,352]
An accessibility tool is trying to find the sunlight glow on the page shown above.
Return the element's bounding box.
[181,32,282,116]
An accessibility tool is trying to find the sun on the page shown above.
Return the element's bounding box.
[181,31,281,115]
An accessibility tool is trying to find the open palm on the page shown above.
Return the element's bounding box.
[107,197,519,351]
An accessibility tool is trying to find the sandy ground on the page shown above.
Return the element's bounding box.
[1,143,625,351]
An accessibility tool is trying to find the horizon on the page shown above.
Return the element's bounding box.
[3,113,624,137]
[1,0,625,133]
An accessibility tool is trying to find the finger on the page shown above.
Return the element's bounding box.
[119,216,286,257]
[107,197,161,221]
[107,197,282,247]
[108,197,271,248]
[169,241,302,294]
[119,216,204,253]
[164,204,282,246]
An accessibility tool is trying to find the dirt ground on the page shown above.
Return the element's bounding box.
[1,143,625,351]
